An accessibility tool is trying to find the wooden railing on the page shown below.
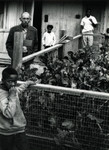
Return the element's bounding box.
[22,44,63,63]
[18,80,109,100]
[22,34,82,64]
[22,32,103,64]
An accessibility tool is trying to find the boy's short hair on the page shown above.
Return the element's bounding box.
[68,51,73,55]
[86,8,91,13]
[2,67,18,80]
[47,24,53,29]
[106,28,109,33]
[63,56,69,60]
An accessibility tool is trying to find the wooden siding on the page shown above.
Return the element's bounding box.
[0,31,9,53]
[41,1,107,55]
[41,1,83,55]
[0,0,108,56]
[0,1,33,54]
[104,2,109,33]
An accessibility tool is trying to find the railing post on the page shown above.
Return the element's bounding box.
[58,30,66,59]
[12,32,23,73]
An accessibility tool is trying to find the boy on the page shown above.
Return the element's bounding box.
[0,67,35,150]
[80,9,98,47]
[42,24,56,49]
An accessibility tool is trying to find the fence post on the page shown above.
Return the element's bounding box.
[58,30,66,59]
[12,32,23,73]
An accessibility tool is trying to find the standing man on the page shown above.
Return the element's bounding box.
[80,9,98,48]
[6,12,38,65]
[42,24,56,49]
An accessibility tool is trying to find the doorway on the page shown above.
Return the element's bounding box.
[33,1,42,50]
[82,1,105,33]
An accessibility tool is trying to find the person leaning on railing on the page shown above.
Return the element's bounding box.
[0,67,35,150]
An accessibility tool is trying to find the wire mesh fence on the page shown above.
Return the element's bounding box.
[18,33,109,150]
[19,84,109,150]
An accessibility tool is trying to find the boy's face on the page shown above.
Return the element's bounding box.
[3,74,18,90]
[47,27,52,33]
[86,10,91,17]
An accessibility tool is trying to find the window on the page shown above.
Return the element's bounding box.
[0,2,4,29]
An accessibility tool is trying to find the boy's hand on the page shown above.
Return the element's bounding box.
[27,80,36,86]
[43,44,46,48]
[9,87,17,97]
[89,18,93,23]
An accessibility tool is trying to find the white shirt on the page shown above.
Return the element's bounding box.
[42,31,56,47]
[22,28,27,40]
[81,15,98,33]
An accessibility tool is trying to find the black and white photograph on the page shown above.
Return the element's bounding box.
[0,0,109,150]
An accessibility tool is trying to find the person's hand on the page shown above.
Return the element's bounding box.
[23,46,27,53]
[43,44,46,48]
[89,18,93,23]
[9,87,17,97]
[27,80,36,86]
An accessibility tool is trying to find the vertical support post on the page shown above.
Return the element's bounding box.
[58,30,66,60]
[12,32,23,73]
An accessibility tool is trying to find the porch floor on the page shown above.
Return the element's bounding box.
[0,52,11,65]
[0,53,11,79]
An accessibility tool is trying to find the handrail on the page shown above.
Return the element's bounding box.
[22,43,62,63]
[82,33,102,36]
[0,78,108,99]
[22,34,82,64]
[67,33,102,41]
[73,34,82,39]
[17,81,109,100]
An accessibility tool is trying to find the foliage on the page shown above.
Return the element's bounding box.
[19,45,109,92]
[19,45,109,150]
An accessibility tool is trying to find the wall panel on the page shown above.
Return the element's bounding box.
[41,1,83,55]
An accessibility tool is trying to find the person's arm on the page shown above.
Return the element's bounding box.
[42,33,46,48]
[6,28,14,58]
[89,17,98,28]
[0,88,17,118]
[80,19,84,34]
[89,19,97,27]
[52,33,56,46]
[80,25,84,34]
[17,80,35,94]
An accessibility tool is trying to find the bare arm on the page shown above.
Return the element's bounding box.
[89,18,97,28]
[80,25,84,34]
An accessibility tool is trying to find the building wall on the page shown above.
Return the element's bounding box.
[104,1,109,33]
[0,1,33,54]
[41,1,83,55]
[41,1,107,55]
[0,0,108,56]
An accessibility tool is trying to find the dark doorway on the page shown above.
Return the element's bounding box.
[82,1,105,33]
[33,1,42,51]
